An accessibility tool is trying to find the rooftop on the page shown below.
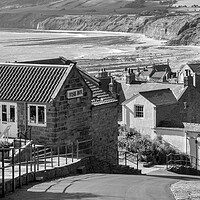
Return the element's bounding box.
[0,57,117,106]
[119,81,185,100]
[187,63,200,74]
[140,89,177,106]
[0,62,70,103]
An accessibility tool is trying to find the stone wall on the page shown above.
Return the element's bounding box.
[16,67,119,163]
[17,66,92,145]
[91,103,118,164]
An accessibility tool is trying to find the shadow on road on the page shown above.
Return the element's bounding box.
[4,191,101,200]
[147,173,200,181]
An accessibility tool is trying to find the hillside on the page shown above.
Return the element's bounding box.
[0,0,200,46]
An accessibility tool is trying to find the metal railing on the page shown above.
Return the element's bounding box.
[166,153,200,170]
[97,143,139,170]
[118,151,139,170]
[0,139,92,197]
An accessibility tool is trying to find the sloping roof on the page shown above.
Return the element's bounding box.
[150,71,166,79]
[119,81,185,100]
[80,70,118,106]
[20,56,75,66]
[0,63,71,103]
[139,69,153,77]
[140,89,177,106]
[153,64,170,72]
[0,58,117,106]
[187,63,200,74]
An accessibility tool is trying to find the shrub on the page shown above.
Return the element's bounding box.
[118,126,182,164]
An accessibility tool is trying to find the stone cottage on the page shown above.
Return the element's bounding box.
[0,57,118,159]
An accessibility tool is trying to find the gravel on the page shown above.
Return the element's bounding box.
[171,181,200,200]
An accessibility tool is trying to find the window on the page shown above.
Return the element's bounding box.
[67,88,83,99]
[28,104,46,126]
[10,105,15,122]
[135,105,144,118]
[2,105,7,122]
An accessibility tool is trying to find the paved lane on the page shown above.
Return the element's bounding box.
[4,170,200,200]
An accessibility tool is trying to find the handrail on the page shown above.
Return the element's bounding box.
[118,150,139,170]
[0,138,93,197]
[166,153,200,170]
[0,125,11,141]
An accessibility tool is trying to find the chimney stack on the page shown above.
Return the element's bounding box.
[96,68,111,93]
[184,75,193,87]
[126,68,135,84]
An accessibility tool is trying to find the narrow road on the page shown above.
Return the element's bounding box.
[4,169,200,200]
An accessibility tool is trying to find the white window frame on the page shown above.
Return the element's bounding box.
[135,105,144,118]
[67,88,83,99]
[28,104,47,127]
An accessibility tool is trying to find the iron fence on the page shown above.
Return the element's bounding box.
[0,139,92,197]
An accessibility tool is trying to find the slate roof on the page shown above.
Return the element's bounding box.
[119,81,185,100]
[139,69,153,77]
[187,63,200,74]
[0,58,117,106]
[139,89,177,106]
[0,63,70,103]
[153,64,170,72]
[150,71,166,79]
[79,70,118,106]
[20,56,75,66]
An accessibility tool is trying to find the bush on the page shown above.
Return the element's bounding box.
[118,126,182,165]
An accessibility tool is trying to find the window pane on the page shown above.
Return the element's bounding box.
[2,105,7,122]
[38,106,45,124]
[30,106,36,123]
[10,105,15,122]
[135,105,144,118]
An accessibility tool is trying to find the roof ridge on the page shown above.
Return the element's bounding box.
[139,88,170,94]
[0,62,72,68]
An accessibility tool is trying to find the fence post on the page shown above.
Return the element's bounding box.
[33,144,36,181]
[51,146,53,168]
[125,152,127,166]
[57,145,60,167]
[116,149,119,165]
[19,147,22,188]
[26,148,29,185]
[37,147,39,171]
[30,143,32,172]
[44,146,46,170]
[72,143,74,163]
[2,149,5,197]
[12,148,15,192]
[166,154,168,170]
[76,140,79,160]
[65,144,68,164]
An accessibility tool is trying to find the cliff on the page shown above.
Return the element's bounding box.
[1,12,200,45]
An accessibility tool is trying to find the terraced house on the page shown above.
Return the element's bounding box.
[0,57,118,158]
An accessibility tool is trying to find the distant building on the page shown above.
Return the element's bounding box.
[178,63,200,89]
[122,74,200,168]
